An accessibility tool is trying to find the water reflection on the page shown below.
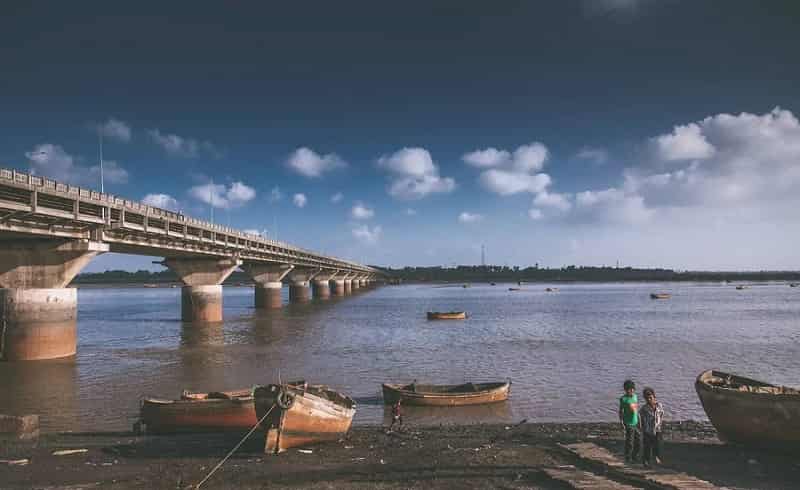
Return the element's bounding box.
[179,323,225,347]
[0,358,79,432]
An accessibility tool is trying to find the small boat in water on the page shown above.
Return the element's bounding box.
[427,311,467,320]
[735,285,748,290]
[695,370,800,446]
[650,293,671,299]
[790,283,799,288]
[254,382,356,454]
[382,381,510,406]
[138,388,256,433]
[545,287,559,292]
[508,287,521,291]
[143,283,159,288]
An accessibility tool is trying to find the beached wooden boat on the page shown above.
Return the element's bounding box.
[427,311,467,320]
[382,381,510,406]
[695,369,800,446]
[650,293,671,299]
[254,382,356,454]
[138,388,256,433]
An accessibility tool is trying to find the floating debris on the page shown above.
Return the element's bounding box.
[53,449,88,456]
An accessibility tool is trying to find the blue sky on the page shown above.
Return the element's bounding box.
[2,1,800,271]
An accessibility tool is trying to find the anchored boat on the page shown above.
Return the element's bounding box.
[138,388,256,433]
[650,293,671,299]
[254,382,356,454]
[695,369,800,446]
[426,311,467,320]
[382,381,510,406]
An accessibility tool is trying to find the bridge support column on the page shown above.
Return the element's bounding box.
[331,279,345,296]
[344,279,352,295]
[0,240,107,361]
[287,268,320,304]
[352,278,361,291]
[311,271,337,301]
[241,263,293,309]
[164,257,241,323]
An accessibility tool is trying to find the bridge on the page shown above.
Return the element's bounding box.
[0,168,386,361]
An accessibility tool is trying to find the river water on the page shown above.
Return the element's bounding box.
[1,282,799,433]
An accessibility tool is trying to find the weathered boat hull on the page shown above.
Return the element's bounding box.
[695,369,800,446]
[427,311,467,320]
[382,382,510,406]
[139,390,256,433]
[255,383,356,454]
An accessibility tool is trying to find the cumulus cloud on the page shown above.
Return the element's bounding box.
[142,193,179,211]
[533,191,572,212]
[468,142,552,198]
[148,129,219,158]
[25,143,128,186]
[96,118,132,142]
[458,212,483,223]
[331,192,344,203]
[528,208,543,220]
[352,224,382,244]
[576,147,609,165]
[462,148,510,168]
[377,147,456,200]
[351,202,374,220]
[574,187,653,225]
[405,208,417,216]
[293,193,307,208]
[480,170,551,196]
[651,122,716,161]
[189,181,256,209]
[286,147,347,178]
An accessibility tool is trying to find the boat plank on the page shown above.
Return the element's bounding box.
[543,466,643,489]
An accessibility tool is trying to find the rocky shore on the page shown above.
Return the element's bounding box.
[1,421,798,489]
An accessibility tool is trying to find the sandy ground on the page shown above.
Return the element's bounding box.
[2,421,800,489]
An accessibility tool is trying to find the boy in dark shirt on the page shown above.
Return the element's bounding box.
[619,379,640,462]
[639,387,665,466]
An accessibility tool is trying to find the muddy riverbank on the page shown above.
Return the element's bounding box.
[2,421,799,489]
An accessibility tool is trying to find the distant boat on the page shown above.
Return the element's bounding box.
[546,287,559,292]
[508,287,521,291]
[427,311,467,320]
[650,293,671,299]
[143,283,159,288]
[254,382,355,454]
[382,381,510,406]
[735,285,748,290]
[462,284,470,288]
[138,388,256,434]
[790,283,799,288]
[696,369,800,447]
[490,282,496,286]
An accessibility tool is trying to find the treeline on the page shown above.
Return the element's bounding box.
[71,269,252,285]
[379,265,800,283]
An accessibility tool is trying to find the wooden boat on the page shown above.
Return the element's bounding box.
[254,382,356,454]
[735,285,747,290]
[382,381,510,406]
[695,370,800,446]
[508,287,521,291]
[426,311,467,320]
[650,293,671,299]
[546,287,559,292]
[138,388,256,433]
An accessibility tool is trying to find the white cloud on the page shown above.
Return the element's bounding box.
[574,187,653,225]
[405,208,417,216]
[331,192,344,203]
[351,202,374,220]
[462,148,510,168]
[268,186,283,203]
[148,129,218,158]
[533,191,572,212]
[293,193,307,208]
[189,181,256,209]
[142,193,179,211]
[286,147,346,178]
[458,212,483,223]
[576,147,609,164]
[528,209,543,220]
[352,224,382,244]
[97,118,132,143]
[479,169,551,196]
[378,147,456,200]
[651,122,715,161]
[25,143,128,187]
[511,143,548,173]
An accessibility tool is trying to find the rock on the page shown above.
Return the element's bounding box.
[0,414,39,457]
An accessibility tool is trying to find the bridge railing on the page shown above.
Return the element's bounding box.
[0,168,380,275]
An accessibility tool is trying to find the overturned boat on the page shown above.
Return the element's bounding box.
[427,311,467,320]
[254,382,356,454]
[695,369,800,446]
[138,388,256,433]
[382,381,510,406]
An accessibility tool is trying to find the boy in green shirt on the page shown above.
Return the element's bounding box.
[619,379,640,462]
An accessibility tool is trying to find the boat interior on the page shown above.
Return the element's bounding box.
[397,382,505,393]
[703,371,800,395]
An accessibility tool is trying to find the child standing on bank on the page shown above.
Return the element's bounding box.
[639,387,665,466]
[619,379,640,462]
[388,399,403,432]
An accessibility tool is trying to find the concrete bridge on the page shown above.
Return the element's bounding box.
[0,168,386,361]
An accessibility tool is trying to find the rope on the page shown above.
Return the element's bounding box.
[195,402,276,489]
[0,311,6,360]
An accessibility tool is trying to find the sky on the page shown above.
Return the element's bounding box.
[2,0,800,272]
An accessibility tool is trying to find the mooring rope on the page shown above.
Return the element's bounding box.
[0,309,7,360]
[194,402,276,489]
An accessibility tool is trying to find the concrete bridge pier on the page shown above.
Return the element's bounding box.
[352,276,362,292]
[0,240,107,361]
[241,263,293,309]
[343,277,353,295]
[164,257,241,323]
[311,271,337,300]
[287,268,319,303]
[330,278,345,296]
